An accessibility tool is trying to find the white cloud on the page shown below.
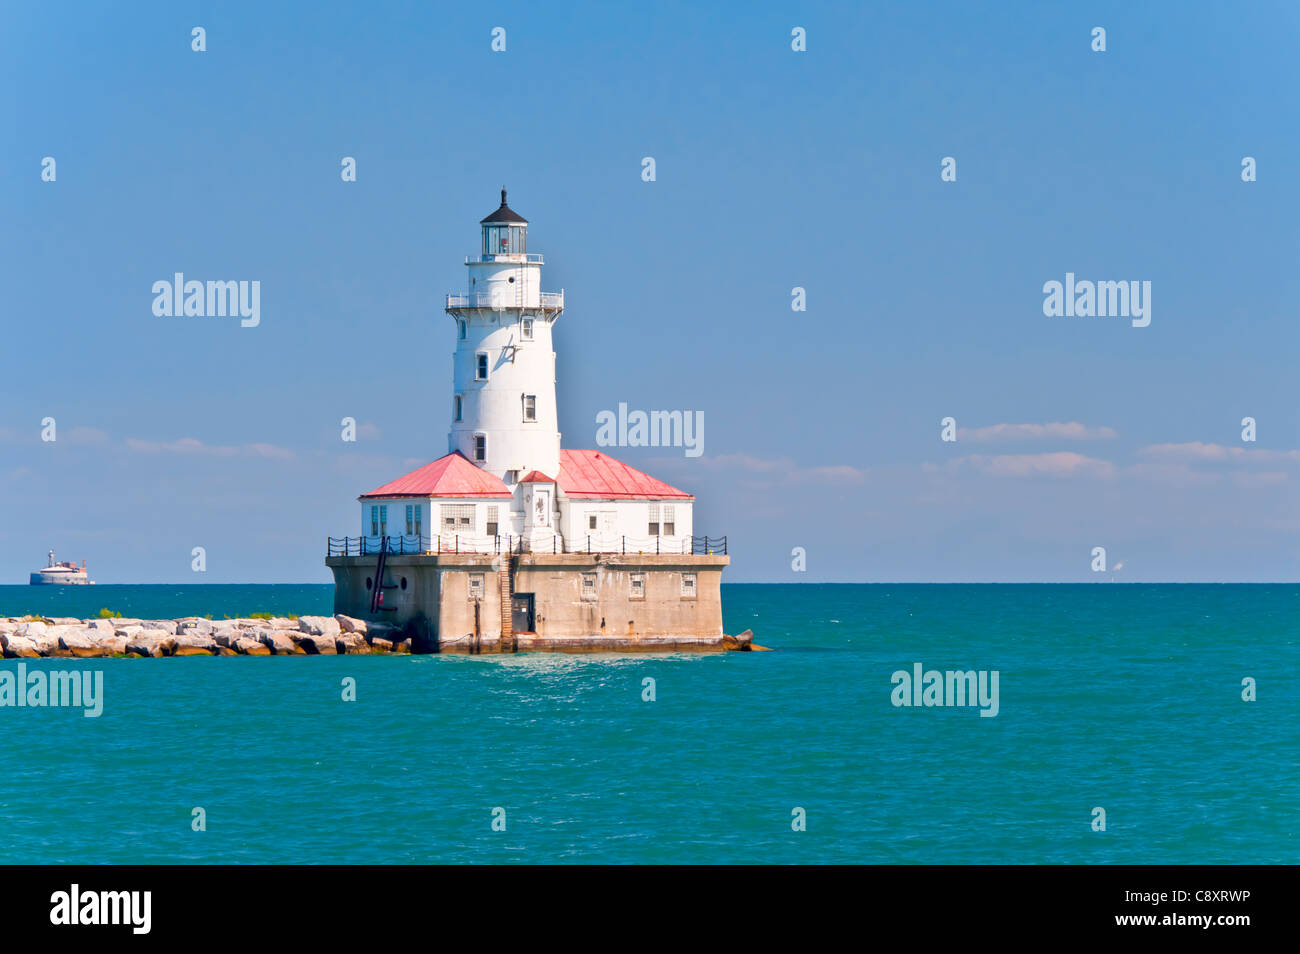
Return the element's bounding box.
[1138,442,1300,464]
[952,452,1116,479]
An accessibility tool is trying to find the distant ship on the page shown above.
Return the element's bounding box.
[29,550,94,585]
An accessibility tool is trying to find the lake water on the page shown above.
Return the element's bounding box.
[0,583,1294,863]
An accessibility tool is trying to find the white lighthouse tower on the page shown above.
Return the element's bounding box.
[445,188,564,488]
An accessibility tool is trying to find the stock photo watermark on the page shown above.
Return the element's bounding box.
[152,274,260,327]
[595,402,703,457]
[891,663,1000,718]
[1042,273,1150,327]
[0,663,103,717]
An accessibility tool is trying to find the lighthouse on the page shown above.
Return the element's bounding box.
[328,189,733,653]
[445,189,564,487]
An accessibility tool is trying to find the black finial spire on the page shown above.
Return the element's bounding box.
[501,186,507,206]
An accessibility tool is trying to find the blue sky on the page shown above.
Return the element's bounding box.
[2,1,1297,582]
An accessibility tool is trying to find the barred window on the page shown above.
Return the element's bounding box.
[469,573,485,598]
[630,573,646,600]
[523,394,536,422]
[581,572,597,599]
[442,504,474,531]
[663,505,675,536]
[680,572,697,598]
[648,503,660,536]
[486,505,499,537]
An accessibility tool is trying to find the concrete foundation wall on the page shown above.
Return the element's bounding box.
[325,552,728,650]
[513,554,725,638]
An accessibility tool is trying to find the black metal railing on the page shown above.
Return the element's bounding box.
[691,535,727,555]
[327,533,728,557]
[328,535,429,557]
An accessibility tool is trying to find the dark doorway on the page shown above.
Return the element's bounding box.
[511,593,535,633]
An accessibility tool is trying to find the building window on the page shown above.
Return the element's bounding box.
[454,395,463,422]
[521,317,534,340]
[458,319,467,340]
[469,573,485,599]
[476,352,489,380]
[404,504,423,536]
[663,505,675,536]
[370,505,379,536]
[474,434,487,462]
[648,503,660,536]
[630,573,646,600]
[443,504,474,532]
[588,514,597,531]
[372,504,387,537]
[581,573,597,599]
[486,505,499,537]
[680,572,697,598]
[522,394,536,422]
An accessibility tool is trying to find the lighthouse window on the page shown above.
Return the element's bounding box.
[680,573,697,599]
[630,573,646,600]
[521,317,534,340]
[483,225,526,255]
[474,434,487,462]
[588,514,597,531]
[523,394,537,422]
[469,573,485,598]
[454,395,463,421]
[486,506,499,537]
[647,504,660,536]
[457,319,466,339]
[443,504,474,531]
[581,573,597,599]
[476,352,489,380]
[663,505,675,536]
[370,505,378,536]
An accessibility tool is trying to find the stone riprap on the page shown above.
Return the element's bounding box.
[0,615,409,658]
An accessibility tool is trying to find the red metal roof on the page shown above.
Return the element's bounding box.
[360,451,512,499]
[519,470,554,483]
[557,449,694,500]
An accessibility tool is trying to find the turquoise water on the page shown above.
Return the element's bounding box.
[0,583,1295,864]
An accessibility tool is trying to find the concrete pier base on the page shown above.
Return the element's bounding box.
[326,551,734,653]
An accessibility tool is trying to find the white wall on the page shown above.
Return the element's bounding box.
[447,258,562,482]
[559,497,694,553]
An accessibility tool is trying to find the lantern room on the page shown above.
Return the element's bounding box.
[480,188,527,257]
